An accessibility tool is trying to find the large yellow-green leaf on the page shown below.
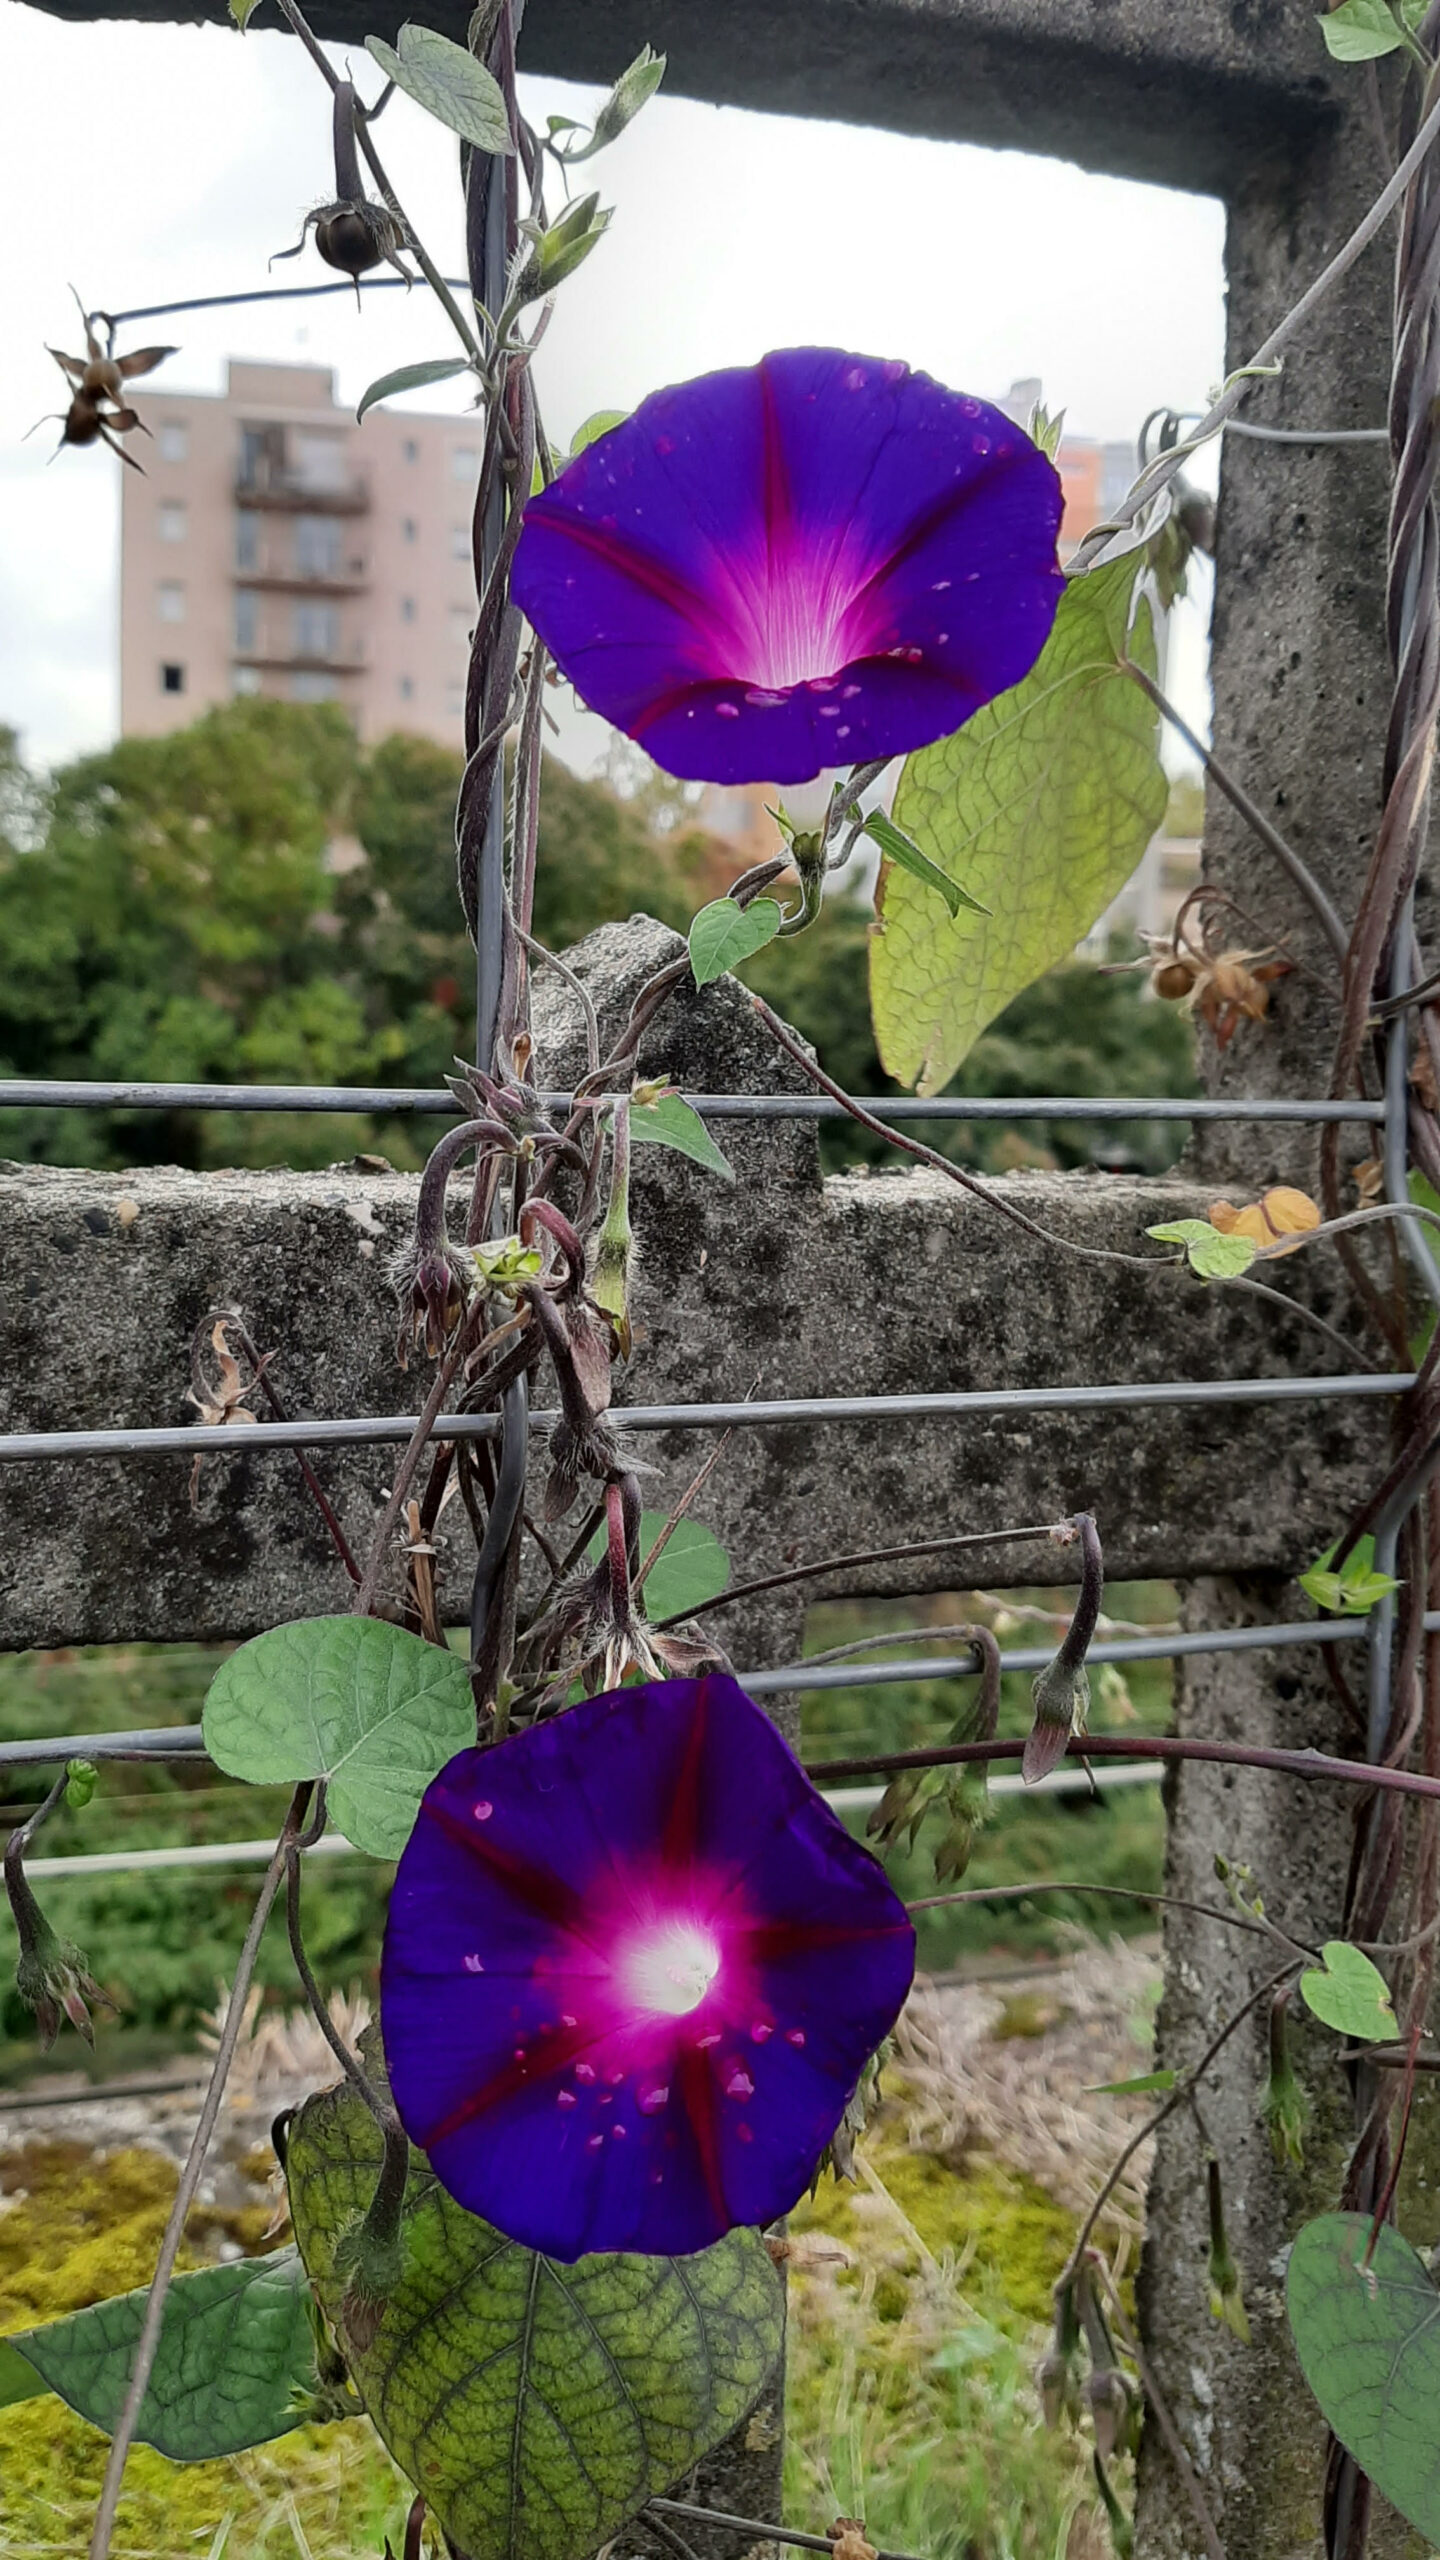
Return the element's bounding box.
[286,2070,783,2560]
[871,554,1166,1094]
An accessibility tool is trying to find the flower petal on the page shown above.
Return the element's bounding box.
[512,348,1064,783]
[381,1672,914,2258]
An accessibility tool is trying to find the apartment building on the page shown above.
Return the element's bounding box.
[119,359,484,747]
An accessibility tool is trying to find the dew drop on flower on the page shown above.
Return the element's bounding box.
[736,2122,754,2142]
[751,2022,773,2043]
[557,2089,577,2108]
[473,1801,493,1823]
[587,2133,604,2150]
[463,1954,484,1974]
[575,2062,596,2083]
[638,2082,670,2114]
[786,2028,806,2048]
[725,2064,755,2101]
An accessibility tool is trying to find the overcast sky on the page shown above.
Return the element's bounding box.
[0,1,1226,776]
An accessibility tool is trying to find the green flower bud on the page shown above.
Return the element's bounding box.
[64,1759,97,1811]
[1259,1989,1309,2169]
[580,46,666,157]
[1205,2155,1251,2344]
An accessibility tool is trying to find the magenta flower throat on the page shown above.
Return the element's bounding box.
[510,347,1065,785]
[380,1672,915,2260]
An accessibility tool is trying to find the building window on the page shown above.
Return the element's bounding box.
[158,422,188,463]
[234,591,258,653]
[399,675,414,701]
[294,514,342,578]
[158,501,186,543]
[401,596,416,623]
[293,432,347,494]
[451,524,469,560]
[403,438,420,464]
[235,512,259,572]
[451,445,479,481]
[160,662,185,694]
[293,601,340,659]
[403,516,418,543]
[291,671,339,703]
[157,582,185,624]
[233,666,262,696]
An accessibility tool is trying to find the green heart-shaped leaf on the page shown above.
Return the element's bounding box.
[629,1092,735,1181]
[366,25,513,151]
[1299,1941,1397,2042]
[1288,2212,1440,2540]
[688,897,783,988]
[1147,1218,1259,1280]
[202,1615,476,1856]
[287,2073,783,2560]
[2,2249,316,2459]
[1300,1535,1403,1618]
[1318,0,1425,60]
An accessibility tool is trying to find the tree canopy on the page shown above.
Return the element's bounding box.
[0,700,1195,1173]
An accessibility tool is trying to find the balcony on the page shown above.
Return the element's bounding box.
[234,647,369,676]
[234,473,370,514]
[234,568,370,596]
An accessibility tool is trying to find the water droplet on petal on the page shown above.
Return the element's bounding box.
[836,727,851,740]
[932,578,952,591]
[575,2062,597,2083]
[638,2082,670,2114]
[843,366,867,392]
[751,2022,773,2043]
[696,2032,721,2049]
[557,2089,577,2108]
[744,687,786,708]
[598,2091,613,2106]
[725,2064,754,2101]
[605,2067,626,2085]
[463,1954,484,1974]
[716,702,740,720]
[587,2132,605,2150]
[473,1800,493,1823]
[736,2121,754,2142]
[513,2048,527,2064]
[842,684,862,700]
[786,2027,806,2048]
[937,632,950,644]
[611,2122,627,2139]
[561,2013,577,2029]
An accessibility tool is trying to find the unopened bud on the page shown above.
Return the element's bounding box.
[1035,2348,1070,2431]
[591,1100,634,1359]
[1084,2367,1132,2460]
[1260,1990,1309,2170]
[64,1759,97,1811]
[584,45,666,154]
[1023,1514,1102,1784]
[1205,2155,1251,2344]
[15,1905,111,2052]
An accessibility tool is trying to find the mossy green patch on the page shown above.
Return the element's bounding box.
[0,2140,413,2557]
[795,2139,1076,2329]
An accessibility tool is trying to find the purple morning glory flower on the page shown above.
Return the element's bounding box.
[380,1671,914,2260]
[510,347,1064,785]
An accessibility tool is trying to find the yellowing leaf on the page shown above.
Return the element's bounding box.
[1209,1187,1321,1256]
[872,554,1167,1094]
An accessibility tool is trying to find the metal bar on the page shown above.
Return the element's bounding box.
[8,1761,1171,1878]
[4,1618,1430,1772]
[0,1078,1387,1124]
[0,1372,1412,1467]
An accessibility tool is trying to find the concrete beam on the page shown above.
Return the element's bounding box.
[0,919,1385,1653]
[24,0,1337,197]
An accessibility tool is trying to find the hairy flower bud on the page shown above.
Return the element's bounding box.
[1023,1514,1102,1783]
[15,1907,110,2051]
[590,1098,634,1359]
[1260,1988,1309,2169]
[1204,2155,1251,2343]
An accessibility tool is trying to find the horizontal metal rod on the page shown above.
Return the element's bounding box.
[11,1761,1170,1874]
[0,1078,1387,1125]
[2,1617,1421,1773]
[0,1372,1412,1466]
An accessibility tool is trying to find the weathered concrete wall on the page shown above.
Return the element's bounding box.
[0,919,1385,1656]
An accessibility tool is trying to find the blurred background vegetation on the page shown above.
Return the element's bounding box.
[0,698,1198,1176]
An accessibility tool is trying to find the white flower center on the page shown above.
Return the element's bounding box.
[620,1921,721,2018]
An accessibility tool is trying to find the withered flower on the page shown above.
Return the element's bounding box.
[275,82,413,304]
[35,294,175,471]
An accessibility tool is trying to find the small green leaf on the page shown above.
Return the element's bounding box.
[286,2072,783,2560]
[1318,0,1423,61]
[1146,1218,1258,1279]
[202,1615,476,1857]
[688,897,783,988]
[1299,1535,1403,1617]
[569,408,629,456]
[5,2250,316,2458]
[629,1092,734,1182]
[861,811,988,919]
[584,1510,730,1620]
[1288,2213,1440,2542]
[357,357,472,423]
[873,553,1166,1093]
[1085,2068,1177,2098]
[0,2338,43,2410]
[366,26,513,151]
[1299,1941,1397,2042]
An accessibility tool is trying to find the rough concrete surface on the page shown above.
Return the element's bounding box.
[0,918,1384,1654]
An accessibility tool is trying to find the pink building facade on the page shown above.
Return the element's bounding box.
[119,359,484,748]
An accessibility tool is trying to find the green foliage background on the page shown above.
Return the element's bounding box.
[0,702,1196,1177]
